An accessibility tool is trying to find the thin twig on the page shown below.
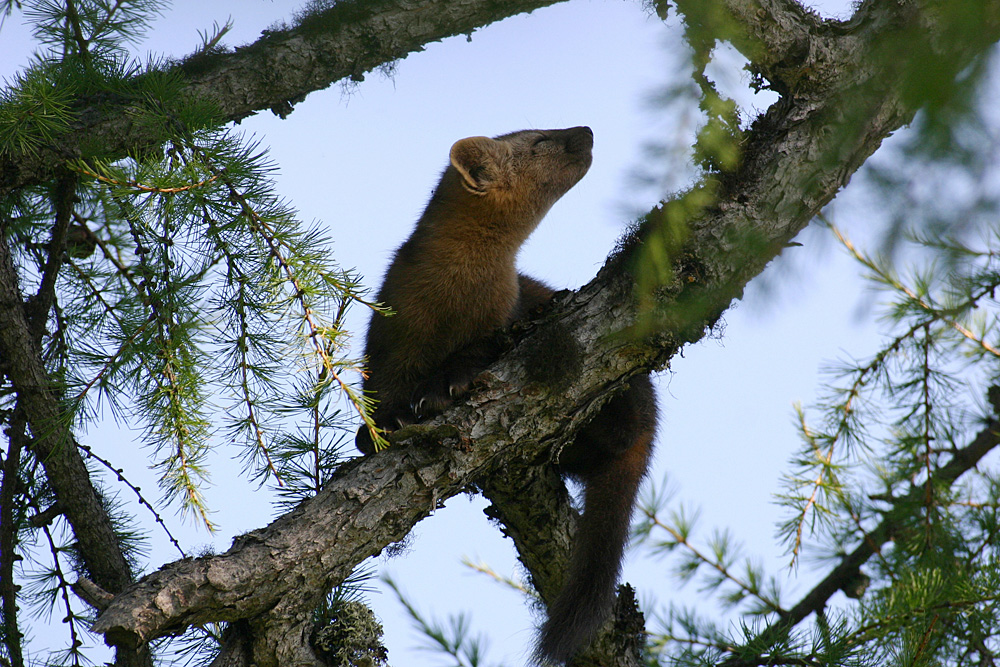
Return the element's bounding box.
[30,496,86,667]
[63,0,90,60]
[922,324,934,546]
[646,511,787,617]
[831,224,1000,358]
[28,174,76,342]
[74,165,219,194]
[76,443,186,558]
[722,418,1000,667]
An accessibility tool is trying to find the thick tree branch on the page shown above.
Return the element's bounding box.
[654,0,827,95]
[90,277,662,651]
[78,0,1000,662]
[481,464,575,604]
[0,0,566,198]
[0,230,150,667]
[480,463,650,665]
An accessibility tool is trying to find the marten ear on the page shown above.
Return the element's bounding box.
[450,136,510,195]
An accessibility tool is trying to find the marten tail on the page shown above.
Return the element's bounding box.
[536,416,654,664]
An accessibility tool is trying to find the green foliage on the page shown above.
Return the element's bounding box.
[782,222,1000,555]
[635,480,786,622]
[673,0,744,175]
[26,0,161,54]
[632,224,1000,666]
[0,59,74,156]
[1,2,377,665]
[625,1,746,340]
[384,576,496,667]
[32,125,373,527]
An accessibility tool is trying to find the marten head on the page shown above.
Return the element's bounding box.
[439,126,594,245]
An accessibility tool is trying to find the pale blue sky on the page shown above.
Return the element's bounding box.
[0,1,899,664]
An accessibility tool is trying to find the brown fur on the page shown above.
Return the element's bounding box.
[355,127,657,665]
[357,127,596,442]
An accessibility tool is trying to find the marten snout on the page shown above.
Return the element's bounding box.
[558,125,593,155]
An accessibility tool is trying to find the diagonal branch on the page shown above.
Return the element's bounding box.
[25,173,76,341]
[0,0,567,197]
[720,416,1000,667]
[74,0,1000,662]
[0,229,150,667]
[89,271,665,645]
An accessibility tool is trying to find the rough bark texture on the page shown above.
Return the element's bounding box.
[0,0,567,197]
[87,0,1000,659]
[0,225,149,667]
[5,0,1000,664]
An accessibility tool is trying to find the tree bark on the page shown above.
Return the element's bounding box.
[5,0,996,663]
[0,227,150,667]
[0,0,567,198]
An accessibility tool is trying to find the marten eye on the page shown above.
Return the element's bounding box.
[531,135,552,153]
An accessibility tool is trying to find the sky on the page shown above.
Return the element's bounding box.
[0,0,915,664]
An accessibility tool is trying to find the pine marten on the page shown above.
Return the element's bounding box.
[356,126,657,665]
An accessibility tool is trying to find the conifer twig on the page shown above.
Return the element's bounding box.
[723,417,1000,667]
[831,224,1000,359]
[72,165,219,194]
[30,496,85,667]
[645,510,787,617]
[76,443,187,558]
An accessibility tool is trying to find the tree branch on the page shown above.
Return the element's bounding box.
[655,0,827,95]
[480,463,650,665]
[89,278,662,648]
[0,0,567,197]
[0,412,28,667]
[0,229,150,667]
[25,173,75,341]
[720,416,1000,667]
[75,0,1000,662]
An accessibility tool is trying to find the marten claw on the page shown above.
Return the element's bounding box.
[411,397,426,416]
[411,393,452,419]
[409,374,457,418]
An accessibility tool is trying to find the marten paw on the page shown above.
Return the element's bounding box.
[355,426,377,455]
[410,379,455,418]
[410,369,476,419]
[355,411,414,454]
